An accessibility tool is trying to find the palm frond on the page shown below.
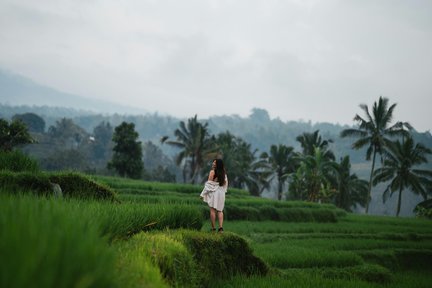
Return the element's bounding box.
[412,169,432,178]
[373,168,394,185]
[382,185,392,203]
[352,137,372,151]
[340,128,367,139]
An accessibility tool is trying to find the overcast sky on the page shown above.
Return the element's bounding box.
[0,0,431,131]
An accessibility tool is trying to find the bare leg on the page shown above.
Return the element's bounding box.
[217,211,224,229]
[210,208,216,229]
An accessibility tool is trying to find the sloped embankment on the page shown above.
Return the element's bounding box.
[119,230,269,287]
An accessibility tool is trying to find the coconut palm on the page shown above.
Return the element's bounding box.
[334,156,369,212]
[161,115,217,184]
[293,147,338,202]
[373,137,432,217]
[244,157,273,196]
[262,144,296,200]
[296,130,335,160]
[340,96,411,213]
[210,131,270,194]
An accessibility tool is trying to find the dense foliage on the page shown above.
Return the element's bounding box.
[0,118,34,151]
[108,122,144,179]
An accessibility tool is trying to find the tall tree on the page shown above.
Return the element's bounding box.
[92,121,113,161]
[340,96,411,213]
[373,137,432,217]
[108,122,143,179]
[212,131,271,195]
[292,147,338,202]
[296,130,335,160]
[334,156,369,212]
[263,144,296,200]
[48,118,89,149]
[0,118,34,152]
[162,115,217,184]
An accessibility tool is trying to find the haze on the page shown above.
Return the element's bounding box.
[0,0,431,131]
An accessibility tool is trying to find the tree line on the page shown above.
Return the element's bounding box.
[1,97,432,216]
[158,97,432,216]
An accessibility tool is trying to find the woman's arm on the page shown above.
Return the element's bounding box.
[208,170,215,181]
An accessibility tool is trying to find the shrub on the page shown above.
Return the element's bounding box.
[0,150,39,172]
[0,171,52,196]
[0,171,117,201]
[415,207,432,219]
[49,172,117,201]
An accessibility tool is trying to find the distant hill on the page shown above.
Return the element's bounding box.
[0,69,148,115]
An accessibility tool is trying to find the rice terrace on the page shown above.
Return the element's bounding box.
[2,0,432,286]
[1,170,431,288]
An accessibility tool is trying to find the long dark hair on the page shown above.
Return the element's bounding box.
[213,159,226,186]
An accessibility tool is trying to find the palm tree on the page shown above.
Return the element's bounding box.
[334,156,369,212]
[244,157,273,196]
[340,96,411,213]
[212,131,266,193]
[263,144,296,200]
[373,137,432,217]
[296,130,335,160]
[293,147,338,202]
[161,115,217,184]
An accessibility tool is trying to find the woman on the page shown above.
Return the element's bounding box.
[200,159,228,233]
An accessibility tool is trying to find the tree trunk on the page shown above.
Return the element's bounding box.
[396,186,403,217]
[277,176,283,200]
[366,148,377,214]
[182,162,187,183]
[190,155,196,184]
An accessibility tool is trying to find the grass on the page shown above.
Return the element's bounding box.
[2,174,432,287]
[204,213,432,287]
[0,194,116,288]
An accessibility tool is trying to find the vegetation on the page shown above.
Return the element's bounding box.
[1,96,432,216]
[0,118,34,151]
[12,112,46,133]
[373,137,432,216]
[0,149,40,172]
[340,97,411,213]
[0,170,116,201]
[108,122,144,179]
[0,195,116,288]
[2,171,432,287]
[334,156,368,212]
[262,144,296,200]
[296,130,335,160]
[213,131,267,194]
[162,114,217,184]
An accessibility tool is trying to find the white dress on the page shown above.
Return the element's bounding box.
[200,176,228,212]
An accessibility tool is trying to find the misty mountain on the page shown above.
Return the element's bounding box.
[0,69,148,115]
